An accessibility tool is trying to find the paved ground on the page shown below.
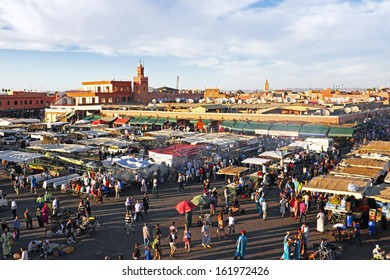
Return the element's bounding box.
[1,176,390,260]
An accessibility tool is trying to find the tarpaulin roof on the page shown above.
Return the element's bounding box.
[114,157,153,170]
[220,120,235,128]
[114,118,130,125]
[0,150,43,163]
[29,143,93,153]
[330,166,384,180]
[268,123,301,137]
[365,183,390,203]
[327,127,355,137]
[259,150,287,159]
[299,125,329,137]
[339,158,389,170]
[149,144,205,157]
[217,166,249,176]
[230,121,248,131]
[241,157,272,165]
[302,175,371,198]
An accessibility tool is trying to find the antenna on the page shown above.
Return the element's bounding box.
[176,75,179,90]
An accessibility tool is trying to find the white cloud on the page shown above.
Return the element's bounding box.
[0,0,389,89]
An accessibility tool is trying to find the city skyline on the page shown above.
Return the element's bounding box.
[0,0,389,92]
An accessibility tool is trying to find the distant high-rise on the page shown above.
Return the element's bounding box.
[264,79,269,93]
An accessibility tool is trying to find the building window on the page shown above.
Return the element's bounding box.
[116,97,120,103]
[7,101,10,105]
[29,100,32,104]
[126,87,130,91]
[108,97,113,103]
[14,101,18,105]
[97,86,101,93]
[101,97,106,103]
[40,100,43,104]
[0,101,2,106]
[81,98,86,104]
[120,87,124,92]
[91,98,95,104]
[36,100,38,104]
[114,87,118,92]
[122,97,126,102]
[127,97,132,102]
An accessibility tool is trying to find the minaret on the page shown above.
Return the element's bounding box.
[133,60,149,104]
[264,79,269,93]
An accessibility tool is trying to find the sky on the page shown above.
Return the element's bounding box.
[0,0,389,92]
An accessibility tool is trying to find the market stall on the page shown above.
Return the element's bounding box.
[303,175,372,224]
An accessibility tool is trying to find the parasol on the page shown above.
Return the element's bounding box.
[175,200,196,214]
[191,194,210,206]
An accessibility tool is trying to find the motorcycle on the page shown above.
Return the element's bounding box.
[313,240,343,260]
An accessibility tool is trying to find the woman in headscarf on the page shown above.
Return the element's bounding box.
[281,237,292,260]
[41,203,50,225]
[0,227,12,259]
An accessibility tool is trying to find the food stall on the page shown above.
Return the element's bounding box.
[303,175,372,224]
[217,166,250,198]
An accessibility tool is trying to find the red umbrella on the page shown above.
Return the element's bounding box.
[175,200,196,214]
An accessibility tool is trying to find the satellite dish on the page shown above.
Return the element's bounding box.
[344,107,351,114]
[175,98,181,103]
[304,100,309,104]
[286,96,291,103]
[322,110,330,116]
[237,99,242,104]
[152,99,157,104]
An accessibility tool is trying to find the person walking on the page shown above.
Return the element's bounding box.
[134,200,144,222]
[142,222,150,247]
[261,198,268,221]
[216,211,227,240]
[41,203,49,225]
[281,237,292,260]
[0,227,13,259]
[280,197,287,218]
[201,221,212,248]
[11,198,17,218]
[143,193,150,215]
[299,200,307,223]
[114,181,121,200]
[85,197,91,218]
[228,212,236,237]
[234,230,248,260]
[125,211,135,235]
[132,243,141,260]
[177,172,184,192]
[12,215,21,242]
[351,220,362,246]
[24,208,33,230]
[152,176,158,195]
[151,234,161,260]
[30,176,37,194]
[144,245,152,260]
[316,209,325,233]
[168,228,177,258]
[183,224,191,252]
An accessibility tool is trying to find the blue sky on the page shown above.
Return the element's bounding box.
[0,0,389,92]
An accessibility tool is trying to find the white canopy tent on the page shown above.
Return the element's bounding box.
[259,150,288,160]
[0,150,43,163]
[241,158,272,165]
